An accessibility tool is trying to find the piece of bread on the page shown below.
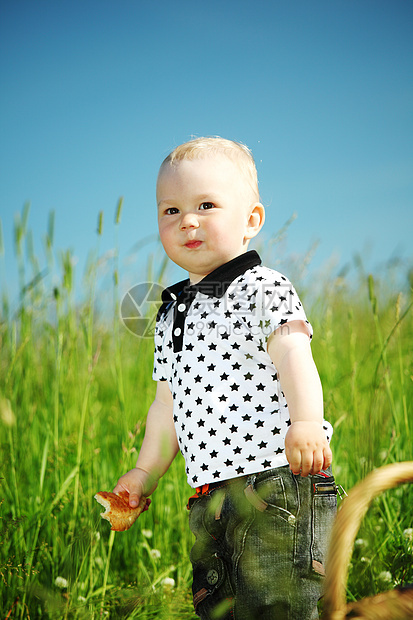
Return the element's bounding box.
[94,490,147,531]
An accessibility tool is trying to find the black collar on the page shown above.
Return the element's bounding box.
[157,250,262,352]
[159,250,262,311]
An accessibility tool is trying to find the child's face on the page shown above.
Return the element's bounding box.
[156,155,264,283]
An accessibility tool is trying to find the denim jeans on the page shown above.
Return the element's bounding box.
[188,466,337,620]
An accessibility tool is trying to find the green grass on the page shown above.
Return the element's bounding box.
[0,205,412,618]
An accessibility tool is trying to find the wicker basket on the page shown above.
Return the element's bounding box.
[322,461,413,620]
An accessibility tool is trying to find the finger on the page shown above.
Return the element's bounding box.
[287,447,302,475]
[311,449,324,476]
[129,492,141,508]
[300,452,313,477]
[322,445,333,471]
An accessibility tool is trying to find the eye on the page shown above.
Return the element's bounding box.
[199,202,215,210]
[165,207,179,215]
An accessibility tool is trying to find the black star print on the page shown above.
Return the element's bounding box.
[154,261,320,486]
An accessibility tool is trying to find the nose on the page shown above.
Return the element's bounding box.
[179,212,199,230]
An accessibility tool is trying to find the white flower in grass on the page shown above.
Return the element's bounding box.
[378,571,393,584]
[55,576,68,589]
[77,596,87,603]
[150,549,161,560]
[355,538,366,547]
[142,529,153,539]
[403,528,413,542]
[161,577,175,589]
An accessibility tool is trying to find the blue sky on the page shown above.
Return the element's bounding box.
[1,0,412,304]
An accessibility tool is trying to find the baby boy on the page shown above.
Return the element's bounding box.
[114,137,336,619]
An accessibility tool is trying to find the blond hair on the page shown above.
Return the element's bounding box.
[159,136,259,201]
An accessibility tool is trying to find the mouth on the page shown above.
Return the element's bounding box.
[185,240,202,249]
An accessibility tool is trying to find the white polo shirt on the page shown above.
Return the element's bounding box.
[153,251,333,488]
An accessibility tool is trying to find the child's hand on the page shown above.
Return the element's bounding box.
[285,420,332,477]
[113,467,156,509]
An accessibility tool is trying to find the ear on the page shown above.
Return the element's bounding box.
[244,203,265,241]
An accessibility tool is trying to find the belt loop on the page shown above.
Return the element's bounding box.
[214,492,226,521]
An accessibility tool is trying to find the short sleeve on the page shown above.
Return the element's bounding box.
[257,270,312,340]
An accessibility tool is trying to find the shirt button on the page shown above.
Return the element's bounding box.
[178,303,186,312]
[174,327,181,336]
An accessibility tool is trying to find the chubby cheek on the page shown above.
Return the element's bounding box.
[209,220,245,248]
[158,224,175,257]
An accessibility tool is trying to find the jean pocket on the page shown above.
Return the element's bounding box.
[310,474,337,576]
[244,475,296,525]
